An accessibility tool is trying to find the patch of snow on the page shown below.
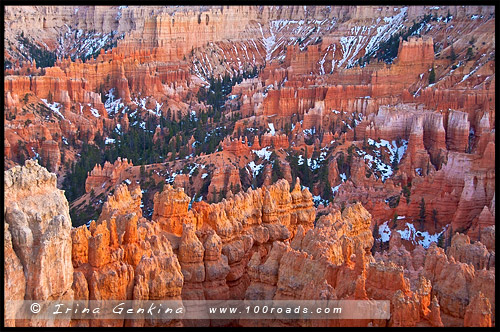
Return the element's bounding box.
[90,107,100,118]
[312,195,328,206]
[30,147,39,160]
[41,99,65,119]
[331,184,341,197]
[247,161,264,177]
[307,157,320,170]
[105,137,116,144]
[358,138,408,181]
[252,147,272,160]
[303,127,316,136]
[104,89,125,115]
[268,122,275,135]
[396,222,448,249]
[378,221,391,242]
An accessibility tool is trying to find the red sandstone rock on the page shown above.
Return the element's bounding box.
[427,296,444,327]
[390,290,421,327]
[40,139,61,171]
[446,233,492,270]
[4,223,26,327]
[98,183,142,222]
[152,184,191,235]
[4,160,74,302]
[464,292,492,327]
[479,225,495,251]
[207,165,242,202]
[85,158,133,193]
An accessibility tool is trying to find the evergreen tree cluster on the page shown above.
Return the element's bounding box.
[429,66,436,84]
[17,34,57,68]
[285,146,334,204]
[197,69,258,122]
[62,67,259,223]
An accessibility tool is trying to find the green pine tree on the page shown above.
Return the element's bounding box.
[437,233,445,248]
[418,198,426,231]
[392,212,398,229]
[466,47,474,60]
[450,43,457,61]
[429,66,436,84]
[432,208,438,230]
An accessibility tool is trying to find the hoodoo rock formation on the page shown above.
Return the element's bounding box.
[5,161,495,327]
[4,160,74,327]
[85,158,133,193]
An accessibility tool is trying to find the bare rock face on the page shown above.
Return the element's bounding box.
[71,225,91,268]
[446,233,492,270]
[184,178,316,300]
[366,261,411,300]
[395,36,434,68]
[221,136,252,156]
[464,292,492,327]
[4,222,26,327]
[479,225,495,251]
[202,230,230,301]
[389,290,421,327]
[427,296,444,327]
[133,233,183,300]
[40,139,61,172]
[70,184,185,327]
[207,164,242,203]
[5,158,495,327]
[422,243,482,320]
[152,184,191,235]
[131,233,184,327]
[470,268,495,325]
[85,158,133,194]
[4,160,74,326]
[178,223,206,299]
[446,110,470,153]
[178,225,232,327]
[274,249,335,301]
[98,183,142,223]
[298,203,373,265]
[245,241,290,300]
[4,160,74,301]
